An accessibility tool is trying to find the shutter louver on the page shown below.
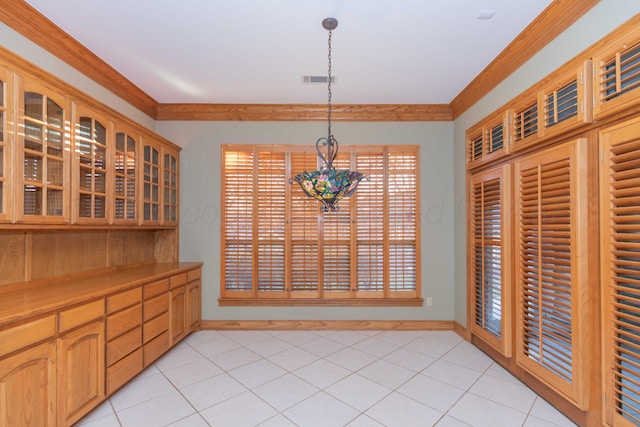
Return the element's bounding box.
[470,165,511,356]
[223,149,254,292]
[545,80,578,127]
[356,151,385,293]
[257,151,286,293]
[602,120,640,426]
[388,152,417,293]
[473,178,502,338]
[290,150,319,294]
[470,134,483,162]
[516,140,588,408]
[322,154,352,294]
[601,41,640,103]
[514,103,538,142]
[488,123,504,154]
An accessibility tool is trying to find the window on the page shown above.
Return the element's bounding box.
[114,131,137,222]
[469,164,512,356]
[514,102,538,143]
[75,115,107,220]
[514,138,589,408]
[221,144,420,305]
[601,117,640,426]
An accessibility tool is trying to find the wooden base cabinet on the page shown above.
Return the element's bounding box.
[57,320,105,426]
[0,341,57,427]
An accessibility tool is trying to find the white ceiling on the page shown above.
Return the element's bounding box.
[25,0,553,105]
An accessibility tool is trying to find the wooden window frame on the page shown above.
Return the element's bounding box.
[514,138,589,409]
[468,164,513,357]
[0,67,12,223]
[220,144,422,306]
[592,25,640,121]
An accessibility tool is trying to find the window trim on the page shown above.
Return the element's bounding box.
[219,144,422,306]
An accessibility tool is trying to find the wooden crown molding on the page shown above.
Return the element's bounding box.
[155,103,453,121]
[0,0,158,118]
[450,0,600,119]
[1,0,599,122]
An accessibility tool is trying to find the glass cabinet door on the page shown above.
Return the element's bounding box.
[162,149,178,224]
[114,130,138,223]
[75,108,109,222]
[142,141,160,223]
[0,70,10,222]
[20,83,69,222]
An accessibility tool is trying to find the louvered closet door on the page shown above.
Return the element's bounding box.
[469,164,512,357]
[514,138,589,408]
[601,117,640,426]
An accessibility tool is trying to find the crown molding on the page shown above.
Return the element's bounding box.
[0,0,158,118]
[450,0,600,119]
[1,0,599,122]
[155,103,453,121]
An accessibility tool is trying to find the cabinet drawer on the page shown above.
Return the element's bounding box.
[144,312,168,344]
[144,293,169,322]
[106,347,143,395]
[106,326,142,366]
[107,287,142,314]
[187,268,201,282]
[58,299,104,333]
[143,279,169,300]
[170,273,188,289]
[143,330,170,367]
[106,303,142,341]
[0,315,56,358]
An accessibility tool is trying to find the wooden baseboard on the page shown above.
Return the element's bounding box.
[453,321,470,340]
[199,320,455,331]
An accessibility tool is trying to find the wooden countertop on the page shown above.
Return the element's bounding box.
[0,262,203,327]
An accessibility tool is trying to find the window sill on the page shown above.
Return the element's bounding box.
[218,298,424,307]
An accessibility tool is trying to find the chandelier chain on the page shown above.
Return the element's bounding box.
[327,29,333,137]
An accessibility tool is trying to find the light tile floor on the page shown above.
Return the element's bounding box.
[76,330,578,427]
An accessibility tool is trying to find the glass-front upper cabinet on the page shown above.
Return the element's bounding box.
[141,139,160,224]
[17,81,70,223]
[0,68,11,223]
[73,106,111,223]
[113,127,138,224]
[162,147,178,225]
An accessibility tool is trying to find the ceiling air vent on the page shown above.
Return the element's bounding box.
[302,76,336,84]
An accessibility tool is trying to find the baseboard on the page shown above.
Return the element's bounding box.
[199,319,455,330]
[453,321,470,340]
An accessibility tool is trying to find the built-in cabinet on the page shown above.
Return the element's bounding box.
[0,33,201,427]
[0,264,202,427]
[466,18,640,427]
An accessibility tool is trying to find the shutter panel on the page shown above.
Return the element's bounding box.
[545,80,578,128]
[600,41,640,104]
[601,117,640,426]
[515,139,588,408]
[514,102,539,144]
[257,150,286,294]
[289,149,320,296]
[222,148,254,294]
[356,150,385,295]
[469,165,512,356]
[388,150,418,296]
[322,153,352,295]
[488,122,504,154]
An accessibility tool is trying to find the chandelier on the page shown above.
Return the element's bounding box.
[290,17,365,212]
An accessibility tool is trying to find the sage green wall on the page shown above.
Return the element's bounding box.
[452,0,640,327]
[156,121,455,321]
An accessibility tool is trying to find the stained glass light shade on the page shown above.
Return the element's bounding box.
[291,136,365,212]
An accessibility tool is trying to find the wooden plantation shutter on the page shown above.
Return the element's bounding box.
[222,146,254,296]
[469,164,512,356]
[355,148,385,296]
[257,149,286,295]
[221,144,420,303]
[289,148,320,297]
[514,138,589,408]
[388,150,419,297]
[601,117,640,426]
